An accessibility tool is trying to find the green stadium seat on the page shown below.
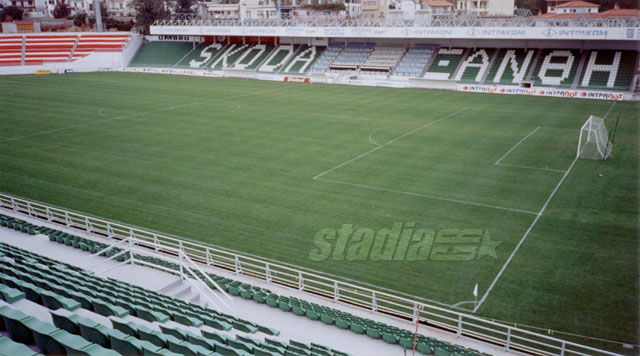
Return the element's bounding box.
[216,342,252,356]
[50,310,83,335]
[228,338,254,353]
[77,318,115,348]
[186,333,218,351]
[0,284,26,303]
[434,348,450,356]
[252,293,265,304]
[417,342,434,355]
[204,317,232,331]
[160,324,188,340]
[256,324,279,336]
[291,305,305,316]
[40,289,81,311]
[130,42,194,68]
[203,328,230,343]
[0,334,41,356]
[110,332,149,355]
[382,331,398,344]
[320,313,335,325]
[172,312,202,327]
[265,297,278,308]
[0,305,33,343]
[366,327,380,339]
[232,321,257,333]
[166,337,213,356]
[135,305,169,323]
[110,318,140,337]
[138,329,171,349]
[335,318,349,329]
[142,347,185,356]
[254,349,279,356]
[93,299,129,318]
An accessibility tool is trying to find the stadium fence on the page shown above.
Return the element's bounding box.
[0,192,627,356]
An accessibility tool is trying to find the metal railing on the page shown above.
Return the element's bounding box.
[0,192,627,356]
[153,15,640,28]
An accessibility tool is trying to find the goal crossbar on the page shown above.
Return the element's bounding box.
[577,115,613,160]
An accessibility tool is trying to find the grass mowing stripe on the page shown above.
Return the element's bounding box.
[0,73,636,346]
[473,100,619,313]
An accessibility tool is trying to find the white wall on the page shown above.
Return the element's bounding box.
[0,51,128,75]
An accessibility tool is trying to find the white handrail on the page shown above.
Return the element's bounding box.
[0,192,626,356]
[152,16,640,28]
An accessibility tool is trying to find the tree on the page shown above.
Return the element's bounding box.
[595,0,637,10]
[1,5,24,21]
[73,12,87,26]
[131,0,169,35]
[515,0,546,14]
[53,1,71,18]
[174,0,195,14]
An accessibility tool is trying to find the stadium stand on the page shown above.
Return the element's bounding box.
[259,44,298,73]
[454,48,496,83]
[0,33,131,67]
[531,49,582,88]
[282,45,324,74]
[578,50,638,90]
[210,44,252,70]
[485,49,537,85]
[393,45,435,77]
[178,43,227,69]
[72,33,131,60]
[233,44,275,70]
[0,239,355,356]
[0,212,487,356]
[360,46,406,73]
[423,48,466,80]
[330,43,373,71]
[0,36,23,66]
[130,41,194,68]
[23,35,76,66]
[310,44,343,72]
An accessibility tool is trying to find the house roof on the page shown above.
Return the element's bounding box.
[426,0,454,7]
[536,10,639,18]
[556,0,600,8]
[598,7,639,17]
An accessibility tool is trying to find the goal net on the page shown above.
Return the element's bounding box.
[577,115,613,160]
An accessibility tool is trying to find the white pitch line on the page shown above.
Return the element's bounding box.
[494,126,540,165]
[472,100,617,313]
[0,99,216,144]
[368,127,383,146]
[495,163,567,173]
[602,100,617,120]
[314,107,470,180]
[451,300,478,309]
[473,156,579,312]
[0,82,297,144]
[317,177,538,215]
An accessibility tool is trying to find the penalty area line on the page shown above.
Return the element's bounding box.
[316,177,538,216]
[494,126,540,165]
[473,100,618,313]
[313,107,470,180]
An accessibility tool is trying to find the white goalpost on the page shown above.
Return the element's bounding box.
[577,115,613,160]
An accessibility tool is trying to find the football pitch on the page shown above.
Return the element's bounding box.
[0,72,637,347]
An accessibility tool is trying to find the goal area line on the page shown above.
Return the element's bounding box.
[472,100,617,313]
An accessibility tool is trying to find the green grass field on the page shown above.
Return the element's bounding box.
[0,73,637,350]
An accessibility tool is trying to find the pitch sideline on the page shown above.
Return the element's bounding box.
[472,100,618,313]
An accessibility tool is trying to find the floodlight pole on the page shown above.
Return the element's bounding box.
[412,305,421,356]
[94,0,104,32]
